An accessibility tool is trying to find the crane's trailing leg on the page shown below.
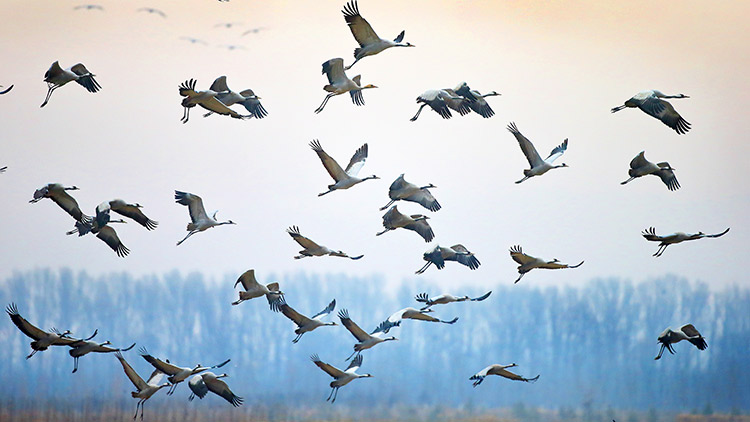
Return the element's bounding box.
[315,93,334,114]
[375,228,391,236]
[40,84,58,107]
[620,177,636,185]
[379,199,395,211]
[515,176,530,184]
[611,105,627,113]
[410,104,427,121]
[415,261,432,274]
[177,230,198,246]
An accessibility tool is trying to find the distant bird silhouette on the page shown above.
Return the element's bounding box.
[611,90,691,134]
[219,45,246,51]
[74,4,103,11]
[341,0,414,70]
[509,245,583,284]
[0,166,6,173]
[139,347,231,395]
[175,190,236,245]
[6,303,96,359]
[0,85,13,95]
[415,244,480,274]
[310,140,378,196]
[371,307,458,334]
[338,309,397,361]
[40,61,101,107]
[621,151,679,191]
[654,324,707,360]
[114,351,171,420]
[68,338,135,373]
[415,291,491,311]
[180,37,208,45]
[508,122,568,183]
[242,27,267,36]
[377,205,434,242]
[188,372,242,406]
[470,363,539,387]
[287,226,363,260]
[137,7,166,18]
[178,79,245,123]
[231,269,284,307]
[315,58,377,113]
[311,353,372,403]
[410,89,463,121]
[30,183,91,223]
[215,22,242,28]
[642,227,729,257]
[454,82,501,118]
[275,298,337,343]
[380,174,440,211]
[204,76,267,119]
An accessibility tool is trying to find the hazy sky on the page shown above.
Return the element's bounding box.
[1,0,748,290]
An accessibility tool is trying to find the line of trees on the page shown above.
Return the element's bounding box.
[1,268,748,413]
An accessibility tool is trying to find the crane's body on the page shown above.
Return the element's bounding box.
[275,298,337,343]
[175,191,235,245]
[470,363,540,387]
[380,174,440,211]
[310,353,372,403]
[416,244,480,274]
[621,151,680,190]
[377,205,434,242]
[315,58,377,113]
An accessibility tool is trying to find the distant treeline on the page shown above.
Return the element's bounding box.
[0,269,748,413]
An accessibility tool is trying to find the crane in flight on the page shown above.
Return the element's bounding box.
[310,140,379,196]
[376,205,434,242]
[287,226,363,260]
[470,363,539,387]
[415,244,480,274]
[414,291,491,311]
[40,61,101,107]
[231,269,283,307]
[508,122,569,184]
[274,298,337,343]
[6,303,96,359]
[114,351,171,420]
[340,0,414,70]
[642,227,729,257]
[654,324,708,360]
[310,353,372,403]
[315,58,377,113]
[611,90,691,134]
[175,191,235,245]
[380,174,440,211]
[621,151,679,191]
[509,245,583,284]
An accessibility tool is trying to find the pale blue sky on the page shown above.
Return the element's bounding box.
[0,0,748,290]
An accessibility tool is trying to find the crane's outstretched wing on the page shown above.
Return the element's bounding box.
[115,351,148,390]
[96,226,130,257]
[209,76,230,93]
[680,324,708,350]
[276,299,311,327]
[311,299,336,320]
[287,226,322,250]
[338,309,370,342]
[322,58,347,85]
[311,354,345,379]
[342,1,380,47]
[234,269,260,290]
[507,122,542,168]
[110,201,158,230]
[638,97,691,134]
[310,140,347,182]
[509,245,535,265]
[70,63,101,93]
[654,165,680,191]
[346,353,363,372]
[175,191,208,224]
[344,143,368,177]
[139,347,182,375]
[545,139,568,163]
[451,244,480,269]
[404,218,434,242]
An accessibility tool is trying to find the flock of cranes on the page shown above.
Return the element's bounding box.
[2,0,732,417]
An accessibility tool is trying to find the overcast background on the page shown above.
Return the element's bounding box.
[0,0,748,291]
